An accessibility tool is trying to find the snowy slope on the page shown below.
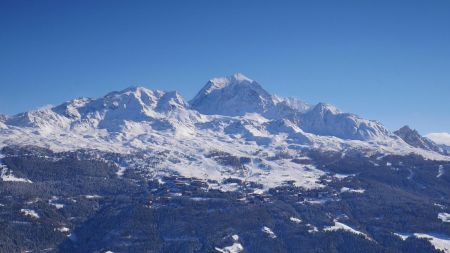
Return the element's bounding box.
[299,103,392,141]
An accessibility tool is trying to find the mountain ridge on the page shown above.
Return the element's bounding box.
[394,125,446,154]
[0,74,448,162]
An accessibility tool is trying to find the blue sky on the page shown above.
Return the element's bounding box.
[0,0,449,134]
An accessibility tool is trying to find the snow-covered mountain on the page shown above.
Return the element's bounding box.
[0,74,448,190]
[8,87,197,131]
[1,73,448,157]
[298,103,392,141]
[190,73,274,116]
[190,73,311,120]
[190,73,392,142]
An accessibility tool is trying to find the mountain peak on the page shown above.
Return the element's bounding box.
[223,72,253,82]
[200,73,257,96]
[395,125,444,153]
[397,125,414,133]
[312,103,341,115]
[211,72,253,83]
[190,73,273,116]
[395,125,420,138]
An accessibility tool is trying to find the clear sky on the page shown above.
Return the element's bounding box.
[0,0,449,134]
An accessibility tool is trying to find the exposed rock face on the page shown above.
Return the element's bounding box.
[395,125,445,154]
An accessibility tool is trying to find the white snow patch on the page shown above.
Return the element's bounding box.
[20,209,39,219]
[437,165,445,178]
[340,187,365,194]
[56,227,70,233]
[51,203,64,209]
[415,233,450,253]
[215,234,243,253]
[207,181,240,192]
[190,197,211,201]
[434,203,446,209]
[116,166,126,177]
[157,178,165,185]
[438,213,450,223]
[324,220,371,240]
[333,173,356,180]
[84,194,102,199]
[290,217,302,224]
[306,224,319,233]
[49,196,64,209]
[304,198,332,205]
[395,233,450,253]
[253,189,265,195]
[215,243,243,253]
[1,167,32,183]
[393,232,411,241]
[262,226,277,239]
